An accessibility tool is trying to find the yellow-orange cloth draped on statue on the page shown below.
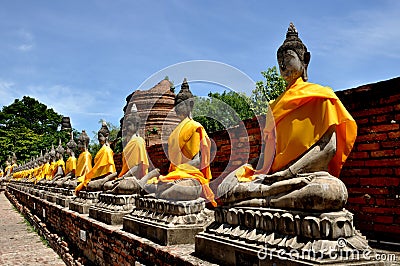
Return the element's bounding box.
[76,151,92,179]
[75,145,116,193]
[237,77,357,182]
[149,117,216,207]
[52,159,65,177]
[65,156,77,175]
[47,162,57,180]
[118,135,149,178]
[42,163,50,180]
[0,170,3,177]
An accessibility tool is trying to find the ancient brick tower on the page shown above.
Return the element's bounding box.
[121,78,180,146]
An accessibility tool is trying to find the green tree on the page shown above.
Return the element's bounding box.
[193,90,254,133]
[251,66,286,115]
[0,96,69,166]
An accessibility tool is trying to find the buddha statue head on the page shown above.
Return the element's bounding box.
[174,78,194,120]
[125,104,140,137]
[56,139,65,159]
[98,121,110,145]
[37,151,45,166]
[44,150,50,163]
[12,152,17,165]
[277,22,311,85]
[66,132,77,156]
[78,130,90,151]
[49,144,56,161]
[5,156,11,166]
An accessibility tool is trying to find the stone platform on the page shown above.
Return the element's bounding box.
[195,207,383,265]
[69,191,100,214]
[123,196,214,245]
[89,193,136,225]
[55,188,75,207]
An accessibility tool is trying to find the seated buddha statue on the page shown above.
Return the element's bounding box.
[54,133,77,187]
[103,104,150,194]
[217,23,357,212]
[3,157,12,180]
[75,122,117,193]
[142,79,217,207]
[48,140,66,186]
[65,130,92,189]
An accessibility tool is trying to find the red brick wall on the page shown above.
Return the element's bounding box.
[336,77,400,243]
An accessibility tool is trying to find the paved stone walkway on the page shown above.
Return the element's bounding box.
[0,191,65,266]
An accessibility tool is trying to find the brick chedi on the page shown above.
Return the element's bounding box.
[121,78,180,146]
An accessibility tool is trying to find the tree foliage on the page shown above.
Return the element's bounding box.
[193,91,254,133]
[250,66,286,115]
[0,96,69,166]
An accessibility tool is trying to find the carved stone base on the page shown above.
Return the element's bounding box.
[195,207,378,265]
[123,196,214,245]
[89,193,136,225]
[55,188,74,207]
[69,191,101,214]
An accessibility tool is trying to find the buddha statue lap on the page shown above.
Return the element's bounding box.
[217,23,357,212]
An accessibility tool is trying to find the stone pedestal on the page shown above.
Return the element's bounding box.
[195,207,380,265]
[69,191,101,214]
[123,196,214,245]
[89,193,136,225]
[55,188,75,208]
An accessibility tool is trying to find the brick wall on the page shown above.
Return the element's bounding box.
[336,77,400,243]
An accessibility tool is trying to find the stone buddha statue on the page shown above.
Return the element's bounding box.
[65,130,92,189]
[75,122,117,193]
[4,157,12,179]
[54,134,77,187]
[217,23,357,211]
[141,79,216,206]
[48,140,66,185]
[103,104,150,194]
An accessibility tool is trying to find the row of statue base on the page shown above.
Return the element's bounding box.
[4,180,383,265]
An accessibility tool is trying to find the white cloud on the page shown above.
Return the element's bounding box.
[15,29,35,52]
[0,79,18,107]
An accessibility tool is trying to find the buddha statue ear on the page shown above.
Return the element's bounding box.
[302,51,311,81]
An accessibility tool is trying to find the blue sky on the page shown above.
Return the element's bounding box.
[1,0,399,137]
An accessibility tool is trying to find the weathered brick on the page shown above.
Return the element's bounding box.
[371,150,395,158]
[388,131,400,139]
[371,168,394,176]
[356,133,387,142]
[365,158,400,167]
[357,143,380,151]
[348,151,369,159]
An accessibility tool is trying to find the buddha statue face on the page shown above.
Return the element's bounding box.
[98,122,110,145]
[174,78,194,120]
[278,49,304,86]
[78,130,90,151]
[277,22,310,87]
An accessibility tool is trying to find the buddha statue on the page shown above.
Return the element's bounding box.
[217,23,357,211]
[4,157,12,179]
[48,140,66,186]
[65,130,92,189]
[54,133,77,187]
[103,104,150,194]
[75,122,116,193]
[141,79,216,206]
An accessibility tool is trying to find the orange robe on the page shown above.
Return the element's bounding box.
[76,151,92,178]
[118,135,149,178]
[238,77,357,181]
[149,117,216,206]
[75,145,116,193]
[65,156,77,175]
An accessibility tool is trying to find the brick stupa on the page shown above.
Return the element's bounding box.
[121,78,180,146]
